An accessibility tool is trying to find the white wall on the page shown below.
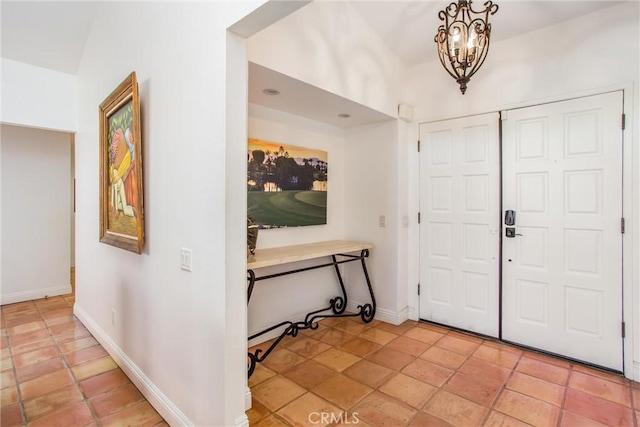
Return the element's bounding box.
[396,120,413,320]
[1,58,77,132]
[72,2,267,426]
[248,1,405,119]
[247,0,411,327]
[247,104,348,338]
[406,2,639,120]
[343,120,405,324]
[246,107,410,334]
[405,2,640,378]
[1,124,72,303]
[70,138,75,268]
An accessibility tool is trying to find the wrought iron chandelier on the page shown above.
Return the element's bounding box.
[434,0,499,94]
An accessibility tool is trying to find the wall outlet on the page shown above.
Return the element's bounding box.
[180,248,192,272]
[379,215,386,227]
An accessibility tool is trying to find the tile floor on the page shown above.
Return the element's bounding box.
[248,317,640,427]
[3,272,639,427]
[1,275,166,426]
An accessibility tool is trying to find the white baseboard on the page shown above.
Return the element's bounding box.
[245,386,252,411]
[74,305,192,427]
[393,307,410,325]
[408,305,419,321]
[235,414,250,427]
[634,361,640,382]
[1,285,71,305]
[346,301,408,326]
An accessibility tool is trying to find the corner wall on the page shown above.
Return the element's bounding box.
[343,120,404,324]
[1,124,72,303]
[73,2,266,425]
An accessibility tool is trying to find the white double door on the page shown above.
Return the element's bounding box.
[419,112,501,337]
[419,92,623,370]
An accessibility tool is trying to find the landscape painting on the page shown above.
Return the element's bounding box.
[247,139,328,228]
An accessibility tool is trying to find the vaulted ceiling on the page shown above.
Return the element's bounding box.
[1,1,624,127]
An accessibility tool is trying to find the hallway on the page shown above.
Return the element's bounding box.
[1,291,166,426]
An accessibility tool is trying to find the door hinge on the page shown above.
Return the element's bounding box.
[418,212,421,224]
[622,321,626,338]
[622,114,626,130]
[417,140,421,152]
[621,218,625,234]
[418,284,421,296]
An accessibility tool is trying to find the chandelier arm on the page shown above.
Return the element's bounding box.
[468,0,498,15]
[462,5,472,26]
[438,52,464,81]
[441,1,460,19]
[461,19,491,78]
[435,25,464,81]
[464,28,492,78]
[466,40,491,78]
[487,2,499,15]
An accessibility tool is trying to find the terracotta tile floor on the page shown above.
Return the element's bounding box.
[1,272,167,427]
[5,269,639,427]
[248,318,640,427]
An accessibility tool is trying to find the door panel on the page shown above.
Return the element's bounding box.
[419,113,500,337]
[501,92,623,370]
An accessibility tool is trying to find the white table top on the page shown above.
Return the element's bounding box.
[247,240,373,269]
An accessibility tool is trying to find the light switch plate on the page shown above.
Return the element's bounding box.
[180,248,192,272]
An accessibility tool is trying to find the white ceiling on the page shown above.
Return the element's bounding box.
[249,62,395,128]
[349,0,621,68]
[1,1,100,74]
[0,1,624,127]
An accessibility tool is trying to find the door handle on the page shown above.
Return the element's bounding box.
[505,227,523,238]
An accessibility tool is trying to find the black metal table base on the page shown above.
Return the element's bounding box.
[247,249,376,378]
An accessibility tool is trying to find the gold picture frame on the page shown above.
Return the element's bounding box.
[99,72,144,254]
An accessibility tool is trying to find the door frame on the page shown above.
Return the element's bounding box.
[414,84,635,379]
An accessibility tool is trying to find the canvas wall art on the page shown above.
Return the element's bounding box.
[247,139,328,228]
[99,72,144,253]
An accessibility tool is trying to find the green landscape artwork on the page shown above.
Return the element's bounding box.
[248,139,328,228]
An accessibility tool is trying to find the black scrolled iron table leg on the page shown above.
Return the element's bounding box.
[247,351,258,378]
[247,319,321,377]
[330,254,348,314]
[357,249,376,323]
[247,269,256,304]
[246,246,377,377]
[247,269,257,377]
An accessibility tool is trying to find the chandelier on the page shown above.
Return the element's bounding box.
[434,0,499,94]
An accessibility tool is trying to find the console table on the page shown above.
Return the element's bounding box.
[247,240,376,377]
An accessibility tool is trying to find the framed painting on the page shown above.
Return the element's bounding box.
[247,139,328,228]
[99,72,144,253]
